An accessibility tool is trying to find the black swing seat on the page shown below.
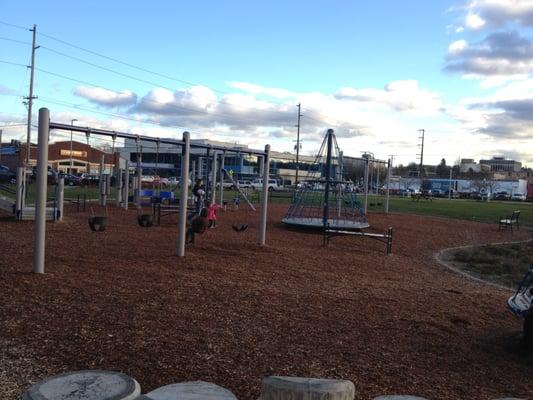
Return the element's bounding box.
[88,216,108,232]
[137,214,154,228]
[232,224,248,232]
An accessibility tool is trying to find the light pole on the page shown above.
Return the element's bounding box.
[70,119,77,174]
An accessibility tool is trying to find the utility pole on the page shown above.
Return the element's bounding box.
[24,24,38,166]
[417,129,425,178]
[294,103,302,186]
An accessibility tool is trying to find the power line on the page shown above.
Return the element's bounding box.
[0,20,29,31]
[0,36,31,46]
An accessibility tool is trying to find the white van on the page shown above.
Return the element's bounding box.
[251,178,279,192]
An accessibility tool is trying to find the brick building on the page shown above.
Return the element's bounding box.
[0,140,116,174]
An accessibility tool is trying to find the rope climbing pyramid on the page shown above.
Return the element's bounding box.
[282,129,369,230]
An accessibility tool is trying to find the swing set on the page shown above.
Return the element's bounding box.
[32,107,272,273]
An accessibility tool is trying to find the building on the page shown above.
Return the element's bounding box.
[0,140,115,174]
[459,158,490,173]
[479,157,522,173]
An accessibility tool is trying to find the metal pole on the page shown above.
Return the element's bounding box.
[295,103,301,185]
[363,156,369,214]
[211,151,217,203]
[448,168,453,199]
[99,155,105,206]
[376,162,380,195]
[0,129,2,164]
[116,167,122,207]
[136,149,142,209]
[70,119,77,173]
[15,167,24,218]
[124,160,130,210]
[25,25,38,167]
[34,107,49,274]
[177,132,190,257]
[219,151,225,206]
[191,159,196,184]
[385,158,391,213]
[57,177,64,221]
[323,129,333,229]
[259,144,270,246]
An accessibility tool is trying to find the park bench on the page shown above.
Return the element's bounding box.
[499,210,520,231]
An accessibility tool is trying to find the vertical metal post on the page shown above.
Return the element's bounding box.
[136,149,142,209]
[363,156,369,214]
[0,129,2,163]
[15,167,24,219]
[57,177,64,221]
[376,162,380,195]
[177,132,190,257]
[258,155,264,176]
[116,168,122,207]
[448,168,453,199]
[105,174,110,205]
[34,107,49,274]
[385,158,391,213]
[259,144,270,246]
[211,151,217,203]
[99,155,105,206]
[323,129,333,229]
[123,160,130,210]
[191,159,196,184]
[219,151,225,206]
[295,103,301,185]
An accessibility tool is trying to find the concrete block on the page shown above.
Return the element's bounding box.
[22,370,141,400]
[144,381,237,400]
[260,376,355,400]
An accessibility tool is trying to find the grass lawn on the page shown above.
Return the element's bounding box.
[447,241,533,288]
[2,183,532,227]
[385,196,533,228]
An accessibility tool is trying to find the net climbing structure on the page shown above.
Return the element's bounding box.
[282,129,370,230]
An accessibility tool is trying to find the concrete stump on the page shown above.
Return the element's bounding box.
[373,397,428,400]
[143,381,237,400]
[22,370,140,400]
[260,376,355,400]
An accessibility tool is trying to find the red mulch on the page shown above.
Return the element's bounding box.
[0,204,532,400]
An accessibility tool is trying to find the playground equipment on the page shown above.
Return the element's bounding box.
[32,107,271,273]
[283,129,370,230]
[282,129,393,254]
[508,264,533,350]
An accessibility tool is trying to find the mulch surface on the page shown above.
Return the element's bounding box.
[1,204,532,400]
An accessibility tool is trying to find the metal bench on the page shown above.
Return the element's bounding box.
[499,210,520,231]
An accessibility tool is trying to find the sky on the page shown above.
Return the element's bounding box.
[1,0,533,166]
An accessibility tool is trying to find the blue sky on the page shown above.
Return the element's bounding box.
[1,0,532,166]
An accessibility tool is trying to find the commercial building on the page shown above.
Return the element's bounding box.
[479,157,522,173]
[0,140,115,174]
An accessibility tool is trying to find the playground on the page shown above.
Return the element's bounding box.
[1,202,532,400]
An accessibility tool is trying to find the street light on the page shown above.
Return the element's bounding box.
[70,119,77,174]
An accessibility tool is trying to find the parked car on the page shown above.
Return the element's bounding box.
[237,180,252,188]
[494,191,510,200]
[250,178,279,192]
[0,165,16,183]
[59,173,82,186]
[511,193,527,201]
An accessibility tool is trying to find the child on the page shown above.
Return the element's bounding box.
[232,196,240,211]
[207,201,222,228]
[186,207,208,244]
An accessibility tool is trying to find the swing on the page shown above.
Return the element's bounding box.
[88,206,108,232]
[137,213,154,228]
[232,223,248,232]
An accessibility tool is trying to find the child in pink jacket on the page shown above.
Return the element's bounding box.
[207,201,222,228]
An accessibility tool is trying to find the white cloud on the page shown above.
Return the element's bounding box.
[448,39,468,53]
[74,86,137,107]
[466,13,486,29]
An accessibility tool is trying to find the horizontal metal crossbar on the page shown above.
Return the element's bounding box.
[49,122,267,156]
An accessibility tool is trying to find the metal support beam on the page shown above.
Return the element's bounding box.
[219,152,225,206]
[363,156,369,214]
[259,144,270,246]
[34,108,49,274]
[385,158,391,213]
[177,132,190,257]
[211,151,217,203]
[57,177,64,221]
[15,167,24,219]
[123,160,130,210]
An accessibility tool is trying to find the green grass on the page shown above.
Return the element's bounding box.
[2,183,532,228]
[450,241,533,288]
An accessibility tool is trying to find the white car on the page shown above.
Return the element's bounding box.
[511,193,526,201]
[250,178,279,192]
